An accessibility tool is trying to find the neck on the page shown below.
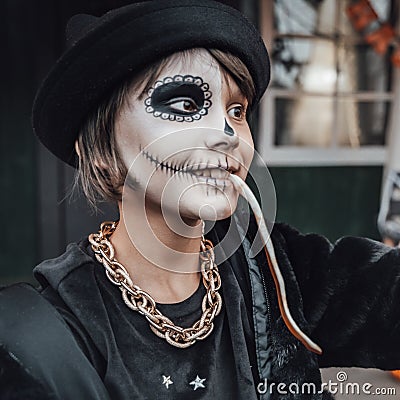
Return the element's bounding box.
[110,198,203,304]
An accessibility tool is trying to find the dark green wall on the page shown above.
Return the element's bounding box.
[268,166,383,242]
[1,1,38,282]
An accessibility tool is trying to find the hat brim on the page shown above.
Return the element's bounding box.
[32,0,270,167]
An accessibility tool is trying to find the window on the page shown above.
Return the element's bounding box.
[259,0,399,165]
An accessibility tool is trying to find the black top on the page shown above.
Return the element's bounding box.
[5,216,400,399]
[34,237,261,399]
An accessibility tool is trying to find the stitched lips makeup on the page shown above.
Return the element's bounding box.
[140,147,238,190]
[144,75,212,122]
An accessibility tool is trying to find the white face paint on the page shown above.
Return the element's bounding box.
[115,49,254,224]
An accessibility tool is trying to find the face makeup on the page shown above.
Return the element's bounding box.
[116,49,253,223]
[224,119,235,136]
[140,144,237,192]
[144,75,212,122]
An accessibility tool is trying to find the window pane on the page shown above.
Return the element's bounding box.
[338,43,391,92]
[272,38,336,93]
[337,100,390,146]
[370,0,392,19]
[274,0,336,35]
[275,97,333,146]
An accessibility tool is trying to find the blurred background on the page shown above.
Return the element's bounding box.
[1,0,399,283]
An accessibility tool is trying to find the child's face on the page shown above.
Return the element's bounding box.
[115,49,254,223]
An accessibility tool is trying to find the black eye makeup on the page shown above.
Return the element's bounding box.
[144,75,212,122]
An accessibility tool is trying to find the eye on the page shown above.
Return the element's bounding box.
[227,104,247,121]
[166,97,200,114]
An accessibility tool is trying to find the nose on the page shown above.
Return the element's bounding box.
[204,130,239,151]
[204,119,239,151]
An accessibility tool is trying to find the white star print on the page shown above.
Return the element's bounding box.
[162,375,173,389]
[189,375,206,390]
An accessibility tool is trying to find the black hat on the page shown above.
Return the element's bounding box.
[32,0,270,166]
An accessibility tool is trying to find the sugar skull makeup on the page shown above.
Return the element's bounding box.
[144,75,212,122]
[116,49,254,225]
[224,119,235,136]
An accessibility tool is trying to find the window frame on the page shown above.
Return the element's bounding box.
[258,0,399,166]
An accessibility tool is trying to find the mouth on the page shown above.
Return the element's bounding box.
[140,148,239,187]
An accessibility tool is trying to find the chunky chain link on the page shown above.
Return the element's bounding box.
[88,221,222,348]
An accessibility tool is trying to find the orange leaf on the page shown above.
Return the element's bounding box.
[365,24,395,54]
[346,0,378,31]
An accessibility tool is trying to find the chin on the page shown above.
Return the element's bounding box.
[179,189,239,222]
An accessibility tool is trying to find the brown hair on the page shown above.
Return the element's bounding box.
[74,49,255,208]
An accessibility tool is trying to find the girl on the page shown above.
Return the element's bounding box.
[1,1,400,399]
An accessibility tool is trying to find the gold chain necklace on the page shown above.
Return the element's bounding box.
[88,221,222,348]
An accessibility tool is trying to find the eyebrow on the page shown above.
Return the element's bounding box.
[221,70,248,103]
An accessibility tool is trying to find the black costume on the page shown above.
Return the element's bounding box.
[1,208,400,399]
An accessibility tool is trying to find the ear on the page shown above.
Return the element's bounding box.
[74,139,81,158]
